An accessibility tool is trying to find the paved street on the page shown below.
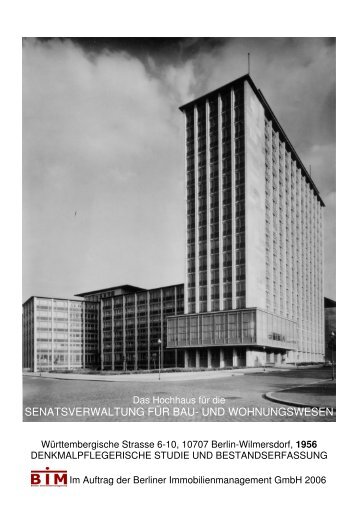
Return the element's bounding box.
[23,367,335,422]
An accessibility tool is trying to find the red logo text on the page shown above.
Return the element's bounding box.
[31,467,67,486]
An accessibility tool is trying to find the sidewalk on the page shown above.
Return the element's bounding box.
[23,366,289,383]
[265,380,336,409]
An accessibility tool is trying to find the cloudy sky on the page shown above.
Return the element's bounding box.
[22,37,336,302]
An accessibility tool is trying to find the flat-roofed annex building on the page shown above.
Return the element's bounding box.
[76,284,184,371]
[22,296,100,372]
[23,284,184,372]
[167,74,325,368]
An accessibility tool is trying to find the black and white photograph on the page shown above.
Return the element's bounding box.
[22,37,336,422]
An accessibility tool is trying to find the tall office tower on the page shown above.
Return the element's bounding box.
[167,74,324,367]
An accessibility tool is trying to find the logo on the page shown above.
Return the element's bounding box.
[31,467,68,486]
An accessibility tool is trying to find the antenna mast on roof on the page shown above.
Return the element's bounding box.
[309,164,312,177]
[248,53,251,75]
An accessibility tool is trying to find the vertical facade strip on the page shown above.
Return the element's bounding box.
[280,142,287,319]
[67,300,71,369]
[206,99,212,311]
[122,297,126,371]
[286,151,292,320]
[51,298,54,370]
[160,288,164,369]
[111,297,115,370]
[273,130,279,314]
[147,292,150,369]
[134,293,138,370]
[296,162,302,360]
[218,94,224,310]
[100,299,104,370]
[301,177,307,358]
[291,159,297,349]
[231,88,236,309]
[268,120,274,313]
[184,111,189,314]
[174,286,178,367]
[194,105,200,313]
[82,302,86,368]
[33,298,37,372]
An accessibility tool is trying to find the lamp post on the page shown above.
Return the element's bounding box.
[158,339,162,381]
[263,346,266,372]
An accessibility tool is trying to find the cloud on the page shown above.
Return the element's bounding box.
[23,38,187,299]
[23,37,336,301]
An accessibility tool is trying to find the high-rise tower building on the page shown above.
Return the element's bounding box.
[167,74,324,367]
[23,73,326,372]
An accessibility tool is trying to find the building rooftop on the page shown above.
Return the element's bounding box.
[74,284,145,297]
[179,73,325,207]
[22,295,84,306]
[23,283,185,305]
[99,282,185,300]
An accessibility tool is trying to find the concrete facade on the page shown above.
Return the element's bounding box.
[167,74,325,366]
[244,81,266,310]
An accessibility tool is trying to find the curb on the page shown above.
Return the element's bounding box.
[264,379,336,412]
[22,366,294,381]
[22,370,246,383]
[23,366,284,383]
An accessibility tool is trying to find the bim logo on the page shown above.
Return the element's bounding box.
[31,467,67,486]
